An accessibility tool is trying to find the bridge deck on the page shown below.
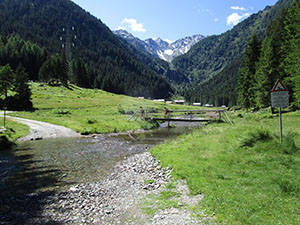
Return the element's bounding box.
[146,117,210,122]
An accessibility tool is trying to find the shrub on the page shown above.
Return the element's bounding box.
[240,128,272,147]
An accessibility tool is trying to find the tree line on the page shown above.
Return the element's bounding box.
[0,64,32,110]
[0,0,173,101]
[238,0,300,110]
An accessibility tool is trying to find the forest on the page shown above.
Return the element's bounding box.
[238,0,300,110]
[0,0,173,100]
[176,0,294,107]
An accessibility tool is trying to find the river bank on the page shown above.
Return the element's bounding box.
[1,151,213,224]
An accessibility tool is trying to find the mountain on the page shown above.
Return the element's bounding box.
[114,29,190,84]
[173,0,294,106]
[0,0,173,99]
[114,30,205,62]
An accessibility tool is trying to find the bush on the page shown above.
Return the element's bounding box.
[87,118,97,124]
[240,128,272,147]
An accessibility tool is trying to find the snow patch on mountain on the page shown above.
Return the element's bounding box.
[114,29,205,62]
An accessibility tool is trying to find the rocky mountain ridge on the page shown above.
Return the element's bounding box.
[114,30,205,62]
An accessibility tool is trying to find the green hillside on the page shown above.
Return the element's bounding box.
[173,0,293,106]
[0,0,172,98]
[10,83,191,134]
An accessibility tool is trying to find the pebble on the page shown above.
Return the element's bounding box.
[0,151,214,225]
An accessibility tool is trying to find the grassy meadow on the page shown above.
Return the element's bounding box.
[150,110,300,224]
[11,82,196,134]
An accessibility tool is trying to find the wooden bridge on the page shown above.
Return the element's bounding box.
[150,117,210,122]
[129,108,233,125]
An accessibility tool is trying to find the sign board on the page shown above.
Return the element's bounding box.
[271,80,289,108]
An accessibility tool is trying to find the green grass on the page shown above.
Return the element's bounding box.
[0,119,30,148]
[150,110,300,224]
[11,82,201,134]
[142,181,183,217]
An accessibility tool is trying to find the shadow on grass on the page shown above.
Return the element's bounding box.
[0,147,74,224]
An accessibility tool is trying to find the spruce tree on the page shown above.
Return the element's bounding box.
[238,34,261,109]
[0,64,15,109]
[14,64,32,109]
[281,0,300,108]
[255,9,287,108]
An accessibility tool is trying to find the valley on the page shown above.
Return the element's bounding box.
[0,0,299,224]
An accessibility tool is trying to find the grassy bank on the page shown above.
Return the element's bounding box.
[150,110,300,224]
[0,119,29,148]
[11,83,198,134]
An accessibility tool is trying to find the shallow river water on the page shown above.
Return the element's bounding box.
[0,122,202,195]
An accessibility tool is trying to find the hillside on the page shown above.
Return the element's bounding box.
[0,0,172,98]
[115,30,189,84]
[173,0,293,83]
[11,83,194,134]
[173,0,293,106]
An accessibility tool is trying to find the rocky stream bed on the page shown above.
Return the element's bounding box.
[1,150,214,224]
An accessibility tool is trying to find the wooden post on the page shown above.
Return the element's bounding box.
[223,111,233,125]
[128,109,139,121]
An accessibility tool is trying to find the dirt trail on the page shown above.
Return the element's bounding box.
[1,113,80,141]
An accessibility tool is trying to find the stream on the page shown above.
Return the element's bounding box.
[0,122,202,196]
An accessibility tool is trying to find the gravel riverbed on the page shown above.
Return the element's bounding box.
[1,150,214,224]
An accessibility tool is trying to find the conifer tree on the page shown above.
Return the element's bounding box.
[281,0,300,108]
[0,64,15,109]
[255,9,287,108]
[14,64,32,109]
[238,34,261,109]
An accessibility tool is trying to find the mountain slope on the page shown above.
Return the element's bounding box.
[0,0,172,98]
[114,30,190,84]
[173,0,293,83]
[114,30,205,62]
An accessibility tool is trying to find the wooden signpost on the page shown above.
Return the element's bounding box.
[271,79,289,144]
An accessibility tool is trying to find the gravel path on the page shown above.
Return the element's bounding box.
[5,115,81,141]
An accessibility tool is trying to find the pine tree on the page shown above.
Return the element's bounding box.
[238,34,261,109]
[14,64,32,109]
[255,9,287,108]
[281,0,300,108]
[72,58,90,88]
[0,64,15,109]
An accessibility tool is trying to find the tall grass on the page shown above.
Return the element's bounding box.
[150,111,300,224]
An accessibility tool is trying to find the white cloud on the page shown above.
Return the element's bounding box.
[214,18,219,22]
[227,12,250,26]
[231,6,246,11]
[120,18,146,33]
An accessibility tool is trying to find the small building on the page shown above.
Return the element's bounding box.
[192,102,201,106]
[153,99,165,102]
[166,101,173,104]
[174,100,185,105]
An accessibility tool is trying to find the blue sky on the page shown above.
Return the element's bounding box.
[71,0,278,42]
